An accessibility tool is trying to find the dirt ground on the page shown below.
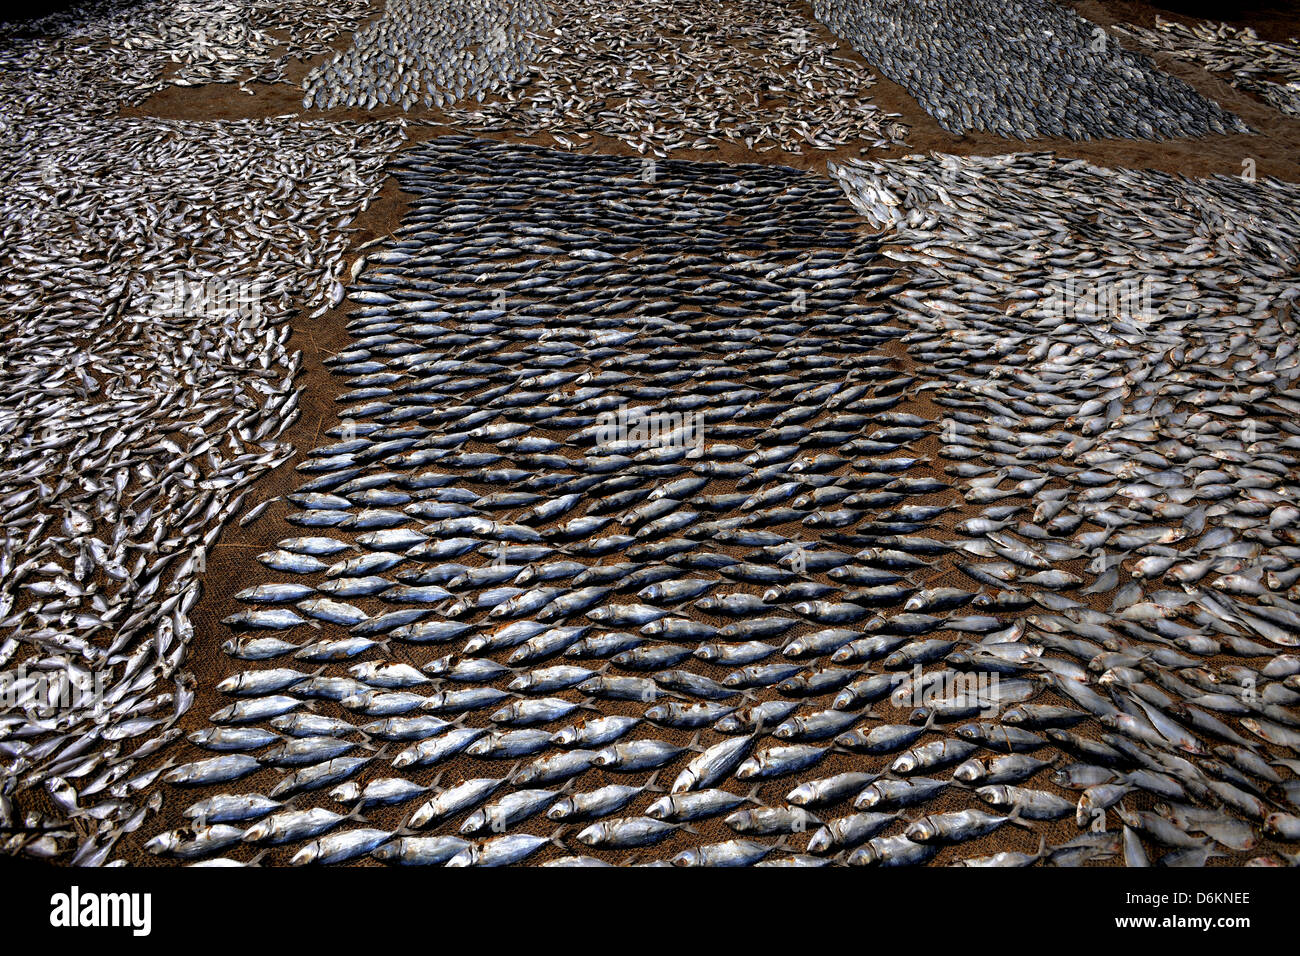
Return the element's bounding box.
[55,0,1300,866]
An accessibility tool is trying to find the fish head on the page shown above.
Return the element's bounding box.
[545,799,574,821]
[904,818,938,843]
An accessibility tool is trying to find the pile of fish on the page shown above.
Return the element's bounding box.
[812,0,1249,140]
[445,0,909,156]
[830,150,1300,864]
[1115,16,1300,119]
[302,0,550,112]
[0,0,407,862]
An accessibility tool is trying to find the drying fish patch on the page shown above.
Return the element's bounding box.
[1115,16,1300,119]
[830,150,1300,863]
[813,0,1248,140]
[303,0,550,112]
[0,110,404,862]
[455,0,910,156]
[145,136,998,867]
[0,0,374,114]
[303,0,909,156]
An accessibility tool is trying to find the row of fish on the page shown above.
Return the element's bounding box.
[1114,16,1300,119]
[812,0,1250,141]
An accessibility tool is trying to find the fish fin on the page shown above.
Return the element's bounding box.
[549,827,568,850]
[680,823,700,836]
[745,783,763,805]
[345,807,369,825]
[505,759,522,784]
[643,771,666,794]
[687,730,703,753]
[1008,804,1034,834]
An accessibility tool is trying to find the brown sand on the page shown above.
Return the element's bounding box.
[70,0,1300,866]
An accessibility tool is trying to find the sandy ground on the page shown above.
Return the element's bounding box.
[28,0,1300,865]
